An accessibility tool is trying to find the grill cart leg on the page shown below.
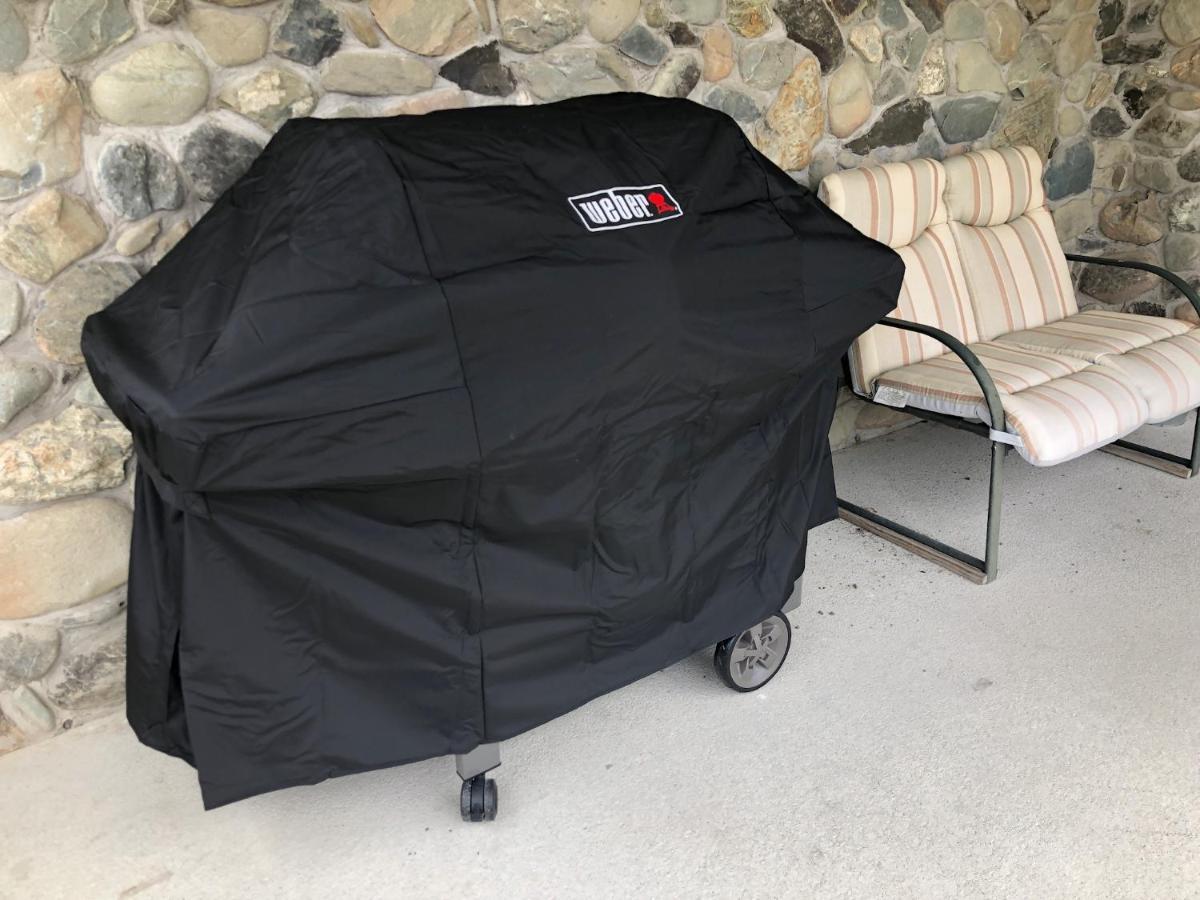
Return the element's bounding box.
[714,578,801,693]
[456,743,500,822]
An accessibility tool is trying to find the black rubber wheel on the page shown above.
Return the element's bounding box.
[460,774,498,822]
[714,613,792,692]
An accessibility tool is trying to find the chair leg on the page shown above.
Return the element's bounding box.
[837,438,1005,585]
[1099,410,1200,479]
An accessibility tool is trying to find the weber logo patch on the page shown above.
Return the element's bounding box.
[568,184,683,232]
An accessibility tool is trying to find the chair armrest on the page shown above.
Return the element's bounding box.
[1065,253,1200,321]
[874,317,1007,435]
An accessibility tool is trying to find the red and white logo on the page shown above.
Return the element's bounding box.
[568,184,683,232]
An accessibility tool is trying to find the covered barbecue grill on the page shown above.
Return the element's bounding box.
[81,94,902,818]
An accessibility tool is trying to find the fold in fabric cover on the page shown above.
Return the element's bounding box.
[83,94,903,808]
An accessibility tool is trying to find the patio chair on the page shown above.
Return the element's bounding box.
[819,146,1200,583]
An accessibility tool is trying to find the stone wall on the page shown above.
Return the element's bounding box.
[2,0,1199,754]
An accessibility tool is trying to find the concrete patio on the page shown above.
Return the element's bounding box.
[2,419,1197,900]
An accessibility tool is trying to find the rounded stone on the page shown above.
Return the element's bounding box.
[587,0,638,41]
[323,50,436,96]
[1059,105,1084,137]
[701,24,733,81]
[1055,14,1099,77]
[0,190,106,285]
[739,41,796,90]
[2,686,55,735]
[827,58,873,138]
[96,140,183,221]
[517,47,632,100]
[145,0,183,24]
[44,616,125,711]
[0,0,28,72]
[43,0,134,64]
[0,359,50,428]
[0,68,83,201]
[775,0,845,73]
[1044,140,1095,201]
[727,0,772,38]
[343,7,380,48]
[179,124,263,202]
[1164,232,1200,272]
[1007,32,1053,88]
[219,68,317,131]
[0,405,132,505]
[90,44,210,127]
[1136,105,1200,149]
[985,4,1023,64]
[703,85,761,122]
[616,23,668,66]
[756,57,824,170]
[187,7,270,67]
[665,0,720,24]
[1169,42,1200,87]
[955,41,1006,93]
[0,499,132,620]
[845,97,931,153]
[1089,105,1129,137]
[1168,186,1200,233]
[437,42,514,97]
[36,262,138,365]
[0,624,60,692]
[849,23,883,64]
[368,0,480,56]
[1052,196,1093,242]
[1162,0,1200,47]
[272,0,343,67]
[885,27,927,72]
[1181,148,1200,182]
[1168,90,1200,110]
[1135,157,1177,193]
[497,0,582,53]
[917,39,946,95]
[649,52,702,98]
[114,217,160,257]
[943,0,983,40]
[934,95,999,143]
[1098,193,1165,245]
[0,280,20,344]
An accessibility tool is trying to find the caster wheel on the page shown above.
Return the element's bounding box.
[460,774,498,822]
[714,613,791,692]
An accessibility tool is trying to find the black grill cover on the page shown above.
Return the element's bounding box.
[82,94,902,808]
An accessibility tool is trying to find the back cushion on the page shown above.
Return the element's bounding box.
[819,158,979,392]
[944,147,1077,340]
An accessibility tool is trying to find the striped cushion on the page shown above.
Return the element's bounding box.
[846,223,979,394]
[950,207,1078,340]
[874,345,1150,466]
[819,159,984,394]
[1097,330,1200,423]
[943,146,1045,227]
[874,342,1088,419]
[995,310,1195,363]
[998,367,1149,466]
[818,157,945,249]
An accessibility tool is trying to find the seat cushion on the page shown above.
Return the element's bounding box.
[994,309,1195,363]
[998,368,1149,466]
[874,347,1150,467]
[1097,330,1200,422]
[874,342,1088,419]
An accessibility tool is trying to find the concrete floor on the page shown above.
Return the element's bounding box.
[2,420,1198,900]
